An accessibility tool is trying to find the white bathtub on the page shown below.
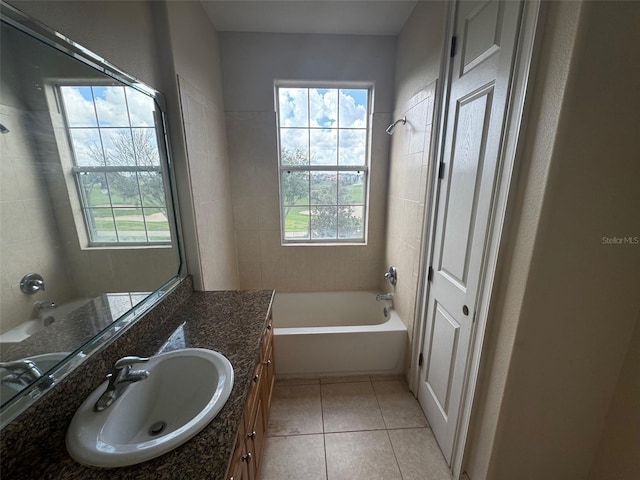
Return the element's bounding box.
[272,291,408,377]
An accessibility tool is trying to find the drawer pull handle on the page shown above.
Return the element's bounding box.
[267,324,272,330]
[253,374,259,383]
[242,452,252,462]
[247,431,256,440]
[263,359,271,366]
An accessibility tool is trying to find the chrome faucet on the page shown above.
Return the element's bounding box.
[376,292,394,301]
[0,359,43,385]
[34,300,56,310]
[93,356,150,412]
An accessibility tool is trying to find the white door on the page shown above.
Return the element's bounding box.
[418,0,523,463]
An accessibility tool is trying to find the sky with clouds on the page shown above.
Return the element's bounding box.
[60,86,157,166]
[279,88,368,166]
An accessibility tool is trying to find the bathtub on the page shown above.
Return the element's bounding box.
[272,291,407,377]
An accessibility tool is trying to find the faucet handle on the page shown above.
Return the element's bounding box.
[384,266,398,286]
[114,356,150,370]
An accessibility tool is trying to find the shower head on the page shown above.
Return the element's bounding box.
[385,116,406,135]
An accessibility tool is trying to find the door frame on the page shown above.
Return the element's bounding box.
[408,1,545,478]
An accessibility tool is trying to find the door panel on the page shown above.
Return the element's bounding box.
[425,302,461,417]
[418,0,522,464]
[440,87,493,288]
[461,0,504,75]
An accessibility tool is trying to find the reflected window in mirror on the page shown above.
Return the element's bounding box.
[58,85,172,246]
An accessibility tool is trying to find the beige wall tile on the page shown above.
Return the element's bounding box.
[238,261,262,290]
[261,261,287,291]
[384,83,437,342]
[259,229,285,264]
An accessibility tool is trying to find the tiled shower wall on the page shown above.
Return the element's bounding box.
[226,111,390,291]
[383,1,446,341]
[384,84,436,340]
[0,104,76,333]
[219,31,396,292]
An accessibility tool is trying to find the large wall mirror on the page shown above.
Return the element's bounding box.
[0,4,182,419]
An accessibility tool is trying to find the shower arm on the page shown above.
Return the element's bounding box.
[385,116,406,135]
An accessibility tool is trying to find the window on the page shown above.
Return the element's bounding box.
[59,85,171,245]
[277,87,370,243]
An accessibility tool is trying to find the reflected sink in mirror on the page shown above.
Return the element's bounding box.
[66,349,234,468]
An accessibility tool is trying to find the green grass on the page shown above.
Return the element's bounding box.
[283,180,364,235]
[284,207,310,233]
[94,219,169,231]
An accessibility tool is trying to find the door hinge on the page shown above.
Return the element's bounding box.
[438,162,445,179]
[418,353,424,367]
[472,310,477,323]
[450,35,457,58]
[427,266,434,282]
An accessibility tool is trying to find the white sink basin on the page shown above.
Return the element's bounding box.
[66,348,234,468]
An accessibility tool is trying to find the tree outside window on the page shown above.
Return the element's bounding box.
[59,85,171,244]
[277,87,369,243]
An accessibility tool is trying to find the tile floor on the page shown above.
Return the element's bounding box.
[259,375,452,480]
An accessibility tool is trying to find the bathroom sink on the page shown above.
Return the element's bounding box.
[66,348,234,468]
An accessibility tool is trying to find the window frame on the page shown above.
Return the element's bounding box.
[276,83,372,245]
[57,83,173,247]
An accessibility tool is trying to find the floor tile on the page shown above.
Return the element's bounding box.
[267,384,323,436]
[320,375,370,384]
[370,374,405,382]
[388,428,452,480]
[321,382,385,432]
[259,434,327,480]
[325,430,402,480]
[276,377,320,386]
[372,380,428,429]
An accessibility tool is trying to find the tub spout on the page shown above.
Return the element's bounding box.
[376,293,393,301]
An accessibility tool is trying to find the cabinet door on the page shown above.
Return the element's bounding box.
[262,341,275,426]
[228,422,250,480]
[247,396,266,478]
[244,362,263,433]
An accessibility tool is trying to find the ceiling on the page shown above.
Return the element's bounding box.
[200,1,419,36]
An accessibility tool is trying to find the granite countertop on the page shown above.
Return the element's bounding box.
[0,287,275,480]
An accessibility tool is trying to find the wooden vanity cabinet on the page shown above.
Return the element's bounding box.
[227,314,275,480]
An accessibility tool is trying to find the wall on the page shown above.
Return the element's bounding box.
[218,32,395,291]
[4,0,181,296]
[0,48,77,332]
[465,2,640,478]
[384,1,446,340]
[588,309,640,480]
[8,0,239,292]
[165,1,239,290]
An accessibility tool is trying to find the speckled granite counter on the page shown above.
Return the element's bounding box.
[0,283,275,480]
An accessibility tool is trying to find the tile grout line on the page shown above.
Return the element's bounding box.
[385,428,406,480]
[372,377,406,480]
[370,377,390,430]
[320,381,329,480]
